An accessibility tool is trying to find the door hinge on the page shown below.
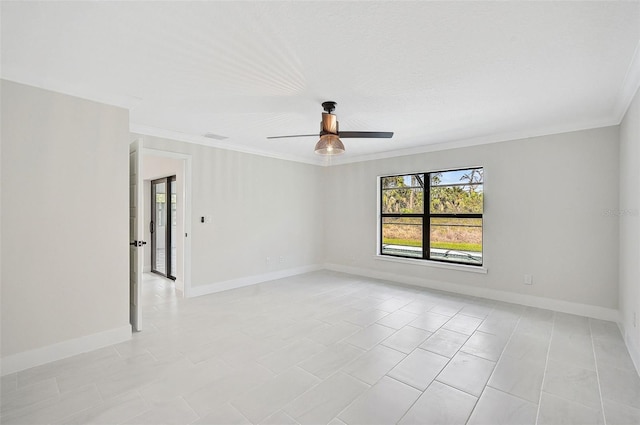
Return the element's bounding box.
[130,240,147,247]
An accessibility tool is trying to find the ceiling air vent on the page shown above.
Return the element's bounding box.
[203,132,228,141]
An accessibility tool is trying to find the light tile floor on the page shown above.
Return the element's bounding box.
[2,271,640,425]
[141,273,179,307]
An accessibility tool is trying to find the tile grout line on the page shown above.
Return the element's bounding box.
[589,319,608,425]
[114,390,148,425]
[179,395,204,423]
[182,391,205,423]
[278,364,362,422]
[335,305,468,425]
[311,365,380,424]
[330,307,429,423]
[6,273,631,424]
[379,374,426,424]
[463,308,523,425]
[533,311,556,425]
[51,383,104,425]
[475,308,522,379]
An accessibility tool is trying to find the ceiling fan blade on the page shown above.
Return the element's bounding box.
[339,131,394,138]
[266,134,318,139]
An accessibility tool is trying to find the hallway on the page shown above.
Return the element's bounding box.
[141,272,178,307]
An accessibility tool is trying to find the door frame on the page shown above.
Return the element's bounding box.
[150,175,177,280]
[142,146,193,298]
[129,138,144,331]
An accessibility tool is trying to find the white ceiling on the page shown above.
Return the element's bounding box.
[2,1,639,165]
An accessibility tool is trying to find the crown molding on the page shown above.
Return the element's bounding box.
[130,124,325,166]
[0,76,142,110]
[326,116,620,166]
[5,71,635,168]
[133,114,620,168]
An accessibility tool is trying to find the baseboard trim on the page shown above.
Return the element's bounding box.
[175,279,185,296]
[0,325,131,376]
[619,322,640,376]
[324,263,620,322]
[1,266,625,376]
[189,264,323,298]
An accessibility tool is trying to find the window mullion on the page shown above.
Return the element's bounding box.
[424,173,430,260]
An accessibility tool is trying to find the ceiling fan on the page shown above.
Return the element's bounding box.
[267,101,394,155]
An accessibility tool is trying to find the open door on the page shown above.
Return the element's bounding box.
[129,139,145,331]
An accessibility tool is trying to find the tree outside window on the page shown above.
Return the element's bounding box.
[380,168,483,266]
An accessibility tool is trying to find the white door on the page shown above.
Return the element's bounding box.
[129,139,144,331]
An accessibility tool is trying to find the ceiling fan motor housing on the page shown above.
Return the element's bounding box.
[321,113,338,135]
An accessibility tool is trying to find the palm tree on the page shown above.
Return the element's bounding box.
[460,169,483,192]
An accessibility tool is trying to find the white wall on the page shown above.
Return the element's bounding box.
[0,79,630,375]
[324,126,620,318]
[1,80,131,372]
[133,134,325,292]
[619,87,640,371]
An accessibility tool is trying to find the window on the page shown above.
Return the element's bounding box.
[380,168,483,266]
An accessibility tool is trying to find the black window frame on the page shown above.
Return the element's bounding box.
[379,167,483,266]
[151,175,178,281]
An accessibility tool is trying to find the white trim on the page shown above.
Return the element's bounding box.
[324,263,619,322]
[326,119,619,166]
[0,77,143,110]
[141,147,193,298]
[374,255,487,274]
[133,124,324,166]
[175,279,185,295]
[619,322,640,376]
[189,264,323,298]
[132,120,622,168]
[0,325,131,376]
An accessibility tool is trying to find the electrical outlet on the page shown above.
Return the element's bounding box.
[279,256,285,263]
[524,274,533,285]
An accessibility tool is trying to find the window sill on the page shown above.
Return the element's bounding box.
[374,254,488,274]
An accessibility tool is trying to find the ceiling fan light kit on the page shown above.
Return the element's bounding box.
[314,134,345,155]
[268,101,393,156]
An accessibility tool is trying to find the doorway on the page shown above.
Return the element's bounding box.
[141,147,192,298]
[151,176,177,280]
[130,141,192,331]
